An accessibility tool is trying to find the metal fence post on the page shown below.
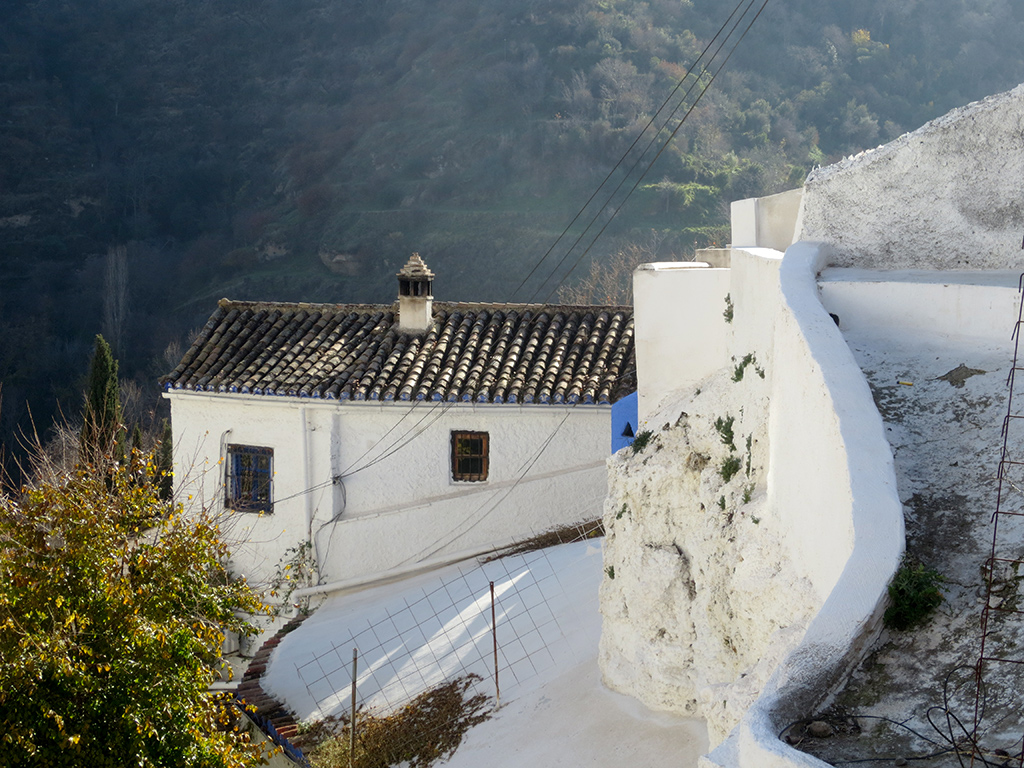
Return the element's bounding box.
[350,647,358,768]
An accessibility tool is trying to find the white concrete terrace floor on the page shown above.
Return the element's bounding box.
[798,269,1024,766]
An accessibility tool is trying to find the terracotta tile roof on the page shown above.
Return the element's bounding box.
[161,299,635,405]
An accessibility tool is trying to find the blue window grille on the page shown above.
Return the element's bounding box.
[226,445,273,513]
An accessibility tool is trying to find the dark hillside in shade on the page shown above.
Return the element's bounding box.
[1,0,1022,473]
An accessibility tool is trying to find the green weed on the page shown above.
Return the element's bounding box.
[884,558,944,631]
[631,430,654,455]
[720,455,742,483]
[714,416,736,451]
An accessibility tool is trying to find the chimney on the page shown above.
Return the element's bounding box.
[396,252,435,333]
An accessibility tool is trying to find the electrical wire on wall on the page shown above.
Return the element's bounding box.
[304,366,636,578]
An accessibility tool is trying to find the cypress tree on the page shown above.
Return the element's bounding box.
[156,418,173,500]
[80,334,122,464]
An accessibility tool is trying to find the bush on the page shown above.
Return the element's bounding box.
[0,449,271,766]
[884,558,944,631]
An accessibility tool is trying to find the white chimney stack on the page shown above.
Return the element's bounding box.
[396,252,435,333]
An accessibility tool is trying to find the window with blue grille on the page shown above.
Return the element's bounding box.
[226,445,273,513]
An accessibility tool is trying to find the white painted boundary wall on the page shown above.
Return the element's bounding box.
[818,269,1022,344]
[701,242,905,767]
[730,189,803,252]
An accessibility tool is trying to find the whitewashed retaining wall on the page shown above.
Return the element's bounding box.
[708,242,906,767]
[610,84,1024,767]
[167,392,610,588]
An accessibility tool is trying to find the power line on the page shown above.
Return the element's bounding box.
[411,408,576,563]
[534,0,771,304]
[340,400,459,479]
[399,364,640,564]
[515,0,772,305]
[505,0,753,305]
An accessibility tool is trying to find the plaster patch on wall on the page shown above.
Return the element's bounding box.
[600,365,817,747]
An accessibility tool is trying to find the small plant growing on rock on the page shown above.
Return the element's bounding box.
[742,484,754,504]
[720,455,742,482]
[745,434,753,476]
[732,353,764,382]
[723,294,734,323]
[732,354,753,381]
[714,415,736,451]
[605,565,615,580]
[884,558,945,631]
[631,430,654,455]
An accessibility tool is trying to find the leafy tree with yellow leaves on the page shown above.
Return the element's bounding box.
[0,448,273,767]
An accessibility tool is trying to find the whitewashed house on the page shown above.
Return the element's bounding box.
[161,254,635,589]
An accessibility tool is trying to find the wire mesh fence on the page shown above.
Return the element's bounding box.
[286,534,602,764]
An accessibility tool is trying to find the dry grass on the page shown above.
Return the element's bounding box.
[302,675,491,768]
[482,518,604,563]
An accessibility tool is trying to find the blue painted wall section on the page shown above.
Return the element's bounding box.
[611,391,638,454]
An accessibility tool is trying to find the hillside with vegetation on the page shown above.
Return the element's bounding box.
[2,0,1023,471]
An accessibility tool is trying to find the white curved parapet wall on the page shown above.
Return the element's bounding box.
[608,241,905,766]
[704,242,906,767]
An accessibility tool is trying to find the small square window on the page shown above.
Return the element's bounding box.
[226,445,273,513]
[451,431,488,482]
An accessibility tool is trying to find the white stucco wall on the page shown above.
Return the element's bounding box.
[633,262,731,424]
[798,84,1024,269]
[819,269,1022,344]
[730,189,803,252]
[166,392,611,589]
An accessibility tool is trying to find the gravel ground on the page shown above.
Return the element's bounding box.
[797,324,1024,767]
